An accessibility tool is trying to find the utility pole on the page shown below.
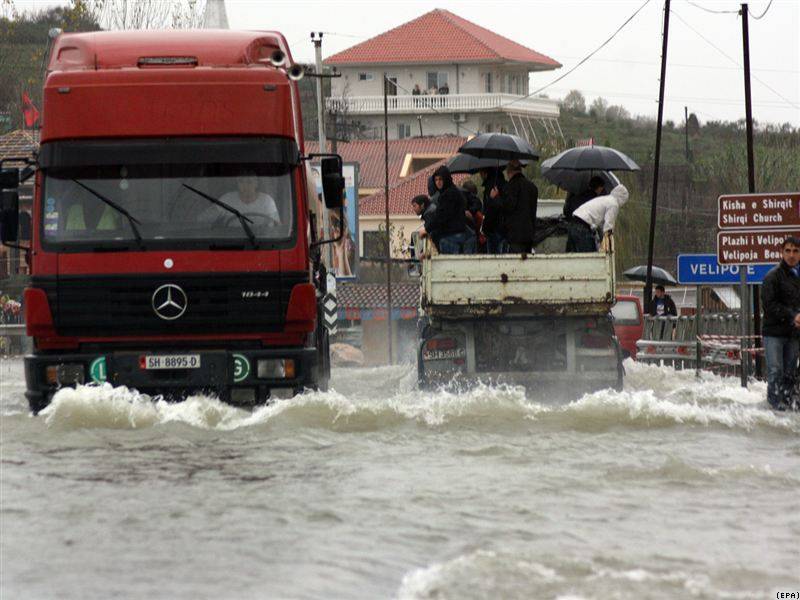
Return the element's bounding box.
[741,3,761,379]
[684,106,690,162]
[312,32,330,267]
[683,106,690,224]
[644,0,671,313]
[383,73,393,364]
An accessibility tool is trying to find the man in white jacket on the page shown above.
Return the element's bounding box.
[567,184,629,252]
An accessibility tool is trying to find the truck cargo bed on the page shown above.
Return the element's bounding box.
[422,251,615,318]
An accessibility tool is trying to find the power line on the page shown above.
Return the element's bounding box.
[685,1,738,14]
[501,0,653,110]
[670,8,800,109]
[548,87,796,108]
[750,0,774,19]
[556,55,797,73]
[320,31,368,39]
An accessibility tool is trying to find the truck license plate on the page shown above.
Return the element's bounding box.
[423,348,466,361]
[142,354,201,370]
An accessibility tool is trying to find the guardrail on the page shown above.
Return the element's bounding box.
[325,93,561,117]
[636,313,758,377]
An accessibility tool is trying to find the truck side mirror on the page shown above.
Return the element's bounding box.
[1,190,20,243]
[0,167,19,190]
[320,157,344,209]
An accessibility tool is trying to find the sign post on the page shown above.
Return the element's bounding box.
[717,192,800,387]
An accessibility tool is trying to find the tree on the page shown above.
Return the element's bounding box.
[0,4,100,131]
[561,89,586,114]
[588,96,608,120]
[605,104,630,121]
[78,0,206,30]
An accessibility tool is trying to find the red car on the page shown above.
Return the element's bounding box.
[612,295,644,359]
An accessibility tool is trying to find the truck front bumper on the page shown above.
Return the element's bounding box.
[24,347,318,413]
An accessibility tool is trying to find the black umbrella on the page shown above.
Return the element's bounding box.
[458,133,539,161]
[623,265,677,286]
[445,153,528,174]
[540,167,619,195]
[541,145,640,172]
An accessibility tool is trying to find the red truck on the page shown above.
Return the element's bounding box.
[0,30,344,413]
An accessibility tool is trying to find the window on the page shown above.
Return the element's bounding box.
[611,300,641,325]
[426,71,449,92]
[484,72,493,93]
[358,72,373,81]
[363,230,387,259]
[511,74,522,95]
[397,123,411,139]
[41,138,297,251]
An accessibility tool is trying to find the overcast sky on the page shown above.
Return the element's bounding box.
[14,0,800,126]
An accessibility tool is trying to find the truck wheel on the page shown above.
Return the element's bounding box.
[26,392,50,416]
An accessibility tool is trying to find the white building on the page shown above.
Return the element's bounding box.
[325,9,563,143]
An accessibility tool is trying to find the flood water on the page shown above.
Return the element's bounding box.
[1,357,798,599]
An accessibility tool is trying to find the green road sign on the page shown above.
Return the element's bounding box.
[232,354,250,383]
[89,357,107,383]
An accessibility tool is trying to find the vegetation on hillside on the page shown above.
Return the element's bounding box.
[530,90,800,273]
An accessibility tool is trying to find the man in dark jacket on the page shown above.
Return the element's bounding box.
[491,159,538,253]
[479,167,507,253]
[649,285,677,317]
[761,236,800,410]
[411,194,436,236]
[424,165,473,254]
[563,175,606,219]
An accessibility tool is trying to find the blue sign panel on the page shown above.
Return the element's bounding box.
[677,254,773,285]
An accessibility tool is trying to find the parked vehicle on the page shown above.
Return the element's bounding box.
[611,295,644,359]
[0,30,345,413]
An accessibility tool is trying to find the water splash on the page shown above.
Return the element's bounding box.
[27,361,799,434]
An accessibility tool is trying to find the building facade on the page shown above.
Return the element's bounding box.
[325,9,563,143]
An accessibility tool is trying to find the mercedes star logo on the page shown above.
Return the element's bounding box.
[152,284,188,321]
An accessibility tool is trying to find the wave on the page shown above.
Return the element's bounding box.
[396,549,776,600]
[604,455,800,485]
[26,362,800,434]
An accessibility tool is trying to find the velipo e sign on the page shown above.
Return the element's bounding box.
[677,254,772,285]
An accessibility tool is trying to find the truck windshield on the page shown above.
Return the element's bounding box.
[42,162,295,248]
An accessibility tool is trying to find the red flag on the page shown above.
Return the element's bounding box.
[22,92,40,128]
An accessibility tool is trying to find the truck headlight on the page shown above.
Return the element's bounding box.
[46,363,85,386]
[257,359,295,379]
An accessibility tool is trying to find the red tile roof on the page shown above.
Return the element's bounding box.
[305,135,466,190]
[359,158,468,216]
[338,281,419,309]
[325,9,560,68]
[0,129,39,162]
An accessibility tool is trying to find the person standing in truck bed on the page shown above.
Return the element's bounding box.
[564,175,606,219]
[490,159,538,254]
[567,184,629,252]
[480,167,507,254]
[424,165,474,254]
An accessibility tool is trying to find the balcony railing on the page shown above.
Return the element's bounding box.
[326,93,560,117]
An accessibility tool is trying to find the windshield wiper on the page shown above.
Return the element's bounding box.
[181,183,257,248]
[72,179,145,249]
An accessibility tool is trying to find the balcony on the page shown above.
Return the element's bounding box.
[325,93,560,118]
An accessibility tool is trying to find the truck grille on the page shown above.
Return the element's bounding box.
[34,272,309,337]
